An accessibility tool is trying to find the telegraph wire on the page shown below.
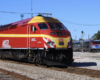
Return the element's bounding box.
[0,11,37,14]
[1,11,100,26]
[58,18,100,26]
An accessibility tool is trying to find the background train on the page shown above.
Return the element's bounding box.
[0,14,73,65]
[73,40,100,52]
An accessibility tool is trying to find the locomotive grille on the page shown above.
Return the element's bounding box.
[57,32,63,36]
[59,42,64,45]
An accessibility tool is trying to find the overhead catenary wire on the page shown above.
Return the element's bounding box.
[1,11,100,26]
[58,18,100,26]
[0,11,37,14]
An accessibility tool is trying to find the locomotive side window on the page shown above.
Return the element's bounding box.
[31,25,37,32]
[0,24,12,29]
[38,23,48,30]
[55,23,64,30]
[10,26,17,29]
[48,23,57,30]
[92,41,100,44]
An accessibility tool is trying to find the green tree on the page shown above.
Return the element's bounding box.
[92,31,100,40]
[79,38,84,41]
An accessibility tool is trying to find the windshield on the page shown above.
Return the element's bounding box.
[48,23,68,31]
[38,23,48,30]
[48,23,57,30]
[55,23,64,30]
[61,24,67,31]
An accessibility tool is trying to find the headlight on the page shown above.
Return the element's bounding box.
[47,42,55,46]
[68,38,72,48]
[68,42,72,46]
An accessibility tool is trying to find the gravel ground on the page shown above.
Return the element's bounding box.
[73,52,100,71]
[0,53,100,80]
[73,52,100,59]
[0,72,20,80]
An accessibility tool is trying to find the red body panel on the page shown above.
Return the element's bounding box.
[0,17,72,49]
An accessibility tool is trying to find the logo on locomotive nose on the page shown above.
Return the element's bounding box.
[59,39,64,42]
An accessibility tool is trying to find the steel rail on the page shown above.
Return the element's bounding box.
[0,68,34,80]
[1,59,100,79]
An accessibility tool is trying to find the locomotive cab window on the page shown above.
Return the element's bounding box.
[55,23,64,30]
[48,23,57,30]
[38,23,48,30]
[61,24,67,31]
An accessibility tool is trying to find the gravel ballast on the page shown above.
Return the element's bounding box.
[73,52,100,70]
[0,52,100,80]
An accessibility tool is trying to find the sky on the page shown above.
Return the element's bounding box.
[0,0,100,40]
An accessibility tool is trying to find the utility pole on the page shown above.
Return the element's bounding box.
[31,0,33,17]
[81,31,84,53]
[74,30,76,40]
[88,34,90,39]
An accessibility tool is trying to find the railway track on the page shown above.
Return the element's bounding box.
[0,67,34,80]
[0,59,100,79]
[51,67,100,78]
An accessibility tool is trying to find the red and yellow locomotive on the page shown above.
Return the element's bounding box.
[0,15,73,65]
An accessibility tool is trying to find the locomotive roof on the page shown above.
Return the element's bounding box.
[73,40,100,44]
[73,40,91,43]
[72,41,81,43]
[1,18,32,28]
[28,16,61,24]
[83,40,91,42]
[1,16,60,28]
[93,40,100,41]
